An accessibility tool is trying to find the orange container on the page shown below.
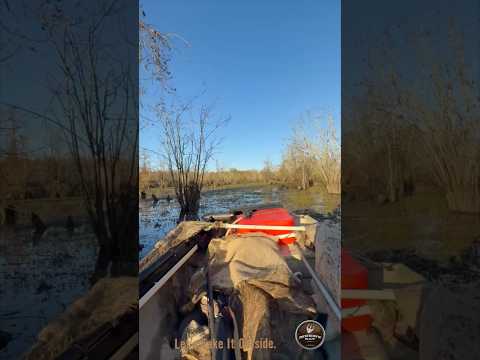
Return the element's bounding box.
[341,249,373,332]
[235,208,296,245]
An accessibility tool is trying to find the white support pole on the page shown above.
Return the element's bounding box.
[221,223,306,232]
[294,242,342,320]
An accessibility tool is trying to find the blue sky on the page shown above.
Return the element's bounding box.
[141,0,340,170]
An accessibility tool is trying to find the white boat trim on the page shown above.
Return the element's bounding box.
[108,332,138,360]
[139,244,199,309]
[220,223,306,232]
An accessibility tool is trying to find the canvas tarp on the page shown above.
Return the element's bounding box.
[206,233,318,359]
[208,233,317,315]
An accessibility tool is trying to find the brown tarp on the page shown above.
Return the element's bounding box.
[207,234,317,359]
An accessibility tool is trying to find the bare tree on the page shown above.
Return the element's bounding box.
[345,28,421,203]
[139,9,173,89]
[139,7,189,132]
[282,114,319,191]
[408,23,480,212]
[261,158,275,184]
[0,109,29,199]
[158,101,227,220]
[288,118,315,190]
[280,112,341,194]
[314,114,341,194]
[37,0,139,282]
[0,0,42,63]
[351,22,480,211]
[139,149,155,194]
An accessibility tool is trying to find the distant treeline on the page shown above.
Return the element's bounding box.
[140,168,265,191]
[139,167,310,192]
[0,153,133,201]
[139,163,338,193]
[343,22,480,213]
[0,156,83,200]
[140,113,341,195]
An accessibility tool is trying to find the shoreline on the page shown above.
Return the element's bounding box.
[143,182,273,197]
[142,182,338,198]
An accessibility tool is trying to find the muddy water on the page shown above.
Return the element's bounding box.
[139,185,340,259]
[343,192,480,263]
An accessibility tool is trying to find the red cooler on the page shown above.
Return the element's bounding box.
[235,208,296,245]
[341,249,373,332]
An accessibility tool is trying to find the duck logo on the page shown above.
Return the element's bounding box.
[295,320,326,350]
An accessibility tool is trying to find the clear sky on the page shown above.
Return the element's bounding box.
[140,0,340,170]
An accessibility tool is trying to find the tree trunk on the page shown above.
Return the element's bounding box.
[5,206,16,225]
[177,182,201,221]
[178,197,200,221]
[386,141,397,203]
[446,189,480,213]
[111,190,139,277]
[90,242,111,285]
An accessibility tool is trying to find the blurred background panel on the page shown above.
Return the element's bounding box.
[0,0,139,358]
[342,0,480,359]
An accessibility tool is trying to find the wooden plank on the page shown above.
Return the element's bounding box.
[342,289,396,301]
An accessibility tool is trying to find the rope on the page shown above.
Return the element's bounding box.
[227,307,242,360]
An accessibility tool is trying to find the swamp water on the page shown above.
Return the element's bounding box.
[0,226,96,359]
[0,186,338,358]
[139,185,340,259]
